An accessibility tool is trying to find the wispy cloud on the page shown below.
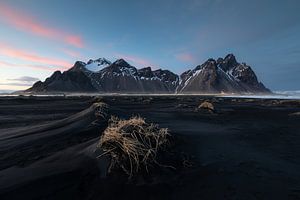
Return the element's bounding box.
[115,53,155,67]
[0,61,68,71]
[8,76,39,82]
[0,43,72,68]
[2,76,40,86]
[0,82,33,86]
[0,3,84,48]
[175,52,195,62]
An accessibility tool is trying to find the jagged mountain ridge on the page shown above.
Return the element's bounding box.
[28,58,179,93]
[177,54,270,93]
[83,59,179,93]
[27,54,270,94]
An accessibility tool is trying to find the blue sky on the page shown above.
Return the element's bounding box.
[0,0,299,91]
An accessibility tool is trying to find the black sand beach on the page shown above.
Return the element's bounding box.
[0,95,300,200]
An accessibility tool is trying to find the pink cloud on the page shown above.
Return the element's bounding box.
[0,3,84,48]
[65,36,84,48]
[176,53,195,62]
[0,43,72,68]
[115,53,154,67]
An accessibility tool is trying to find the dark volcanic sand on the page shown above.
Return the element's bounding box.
[0,95,300,200]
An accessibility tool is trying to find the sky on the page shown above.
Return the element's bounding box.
[0,0,299,91]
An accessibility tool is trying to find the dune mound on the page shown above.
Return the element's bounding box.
[196,101,215,113]
[0,102,109,170]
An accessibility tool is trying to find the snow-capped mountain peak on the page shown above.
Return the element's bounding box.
[85,58,111,72]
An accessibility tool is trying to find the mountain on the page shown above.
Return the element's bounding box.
[86,59,179,93]
[27,54,270,94]
[176,54,270,93]
[27,58,179,93]
[27,69,97,92]
[87,59,179,93]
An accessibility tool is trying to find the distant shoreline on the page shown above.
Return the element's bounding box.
[1,91,300,100]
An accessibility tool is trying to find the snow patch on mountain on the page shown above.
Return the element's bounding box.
[181,68,203,91]
[85,58,111,72]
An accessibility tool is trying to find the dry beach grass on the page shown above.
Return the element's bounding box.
[97,116,170,177]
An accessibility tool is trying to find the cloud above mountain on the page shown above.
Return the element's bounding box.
[1,76,40,86]
[0,2,84,48]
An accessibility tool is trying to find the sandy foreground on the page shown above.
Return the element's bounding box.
[0,95,299,200]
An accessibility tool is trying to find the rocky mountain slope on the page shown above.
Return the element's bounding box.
[27,70,97,92]
[27,54,270,94]
[176,54,270,93]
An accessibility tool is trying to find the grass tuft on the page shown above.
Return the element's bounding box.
[97,116,170,178]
